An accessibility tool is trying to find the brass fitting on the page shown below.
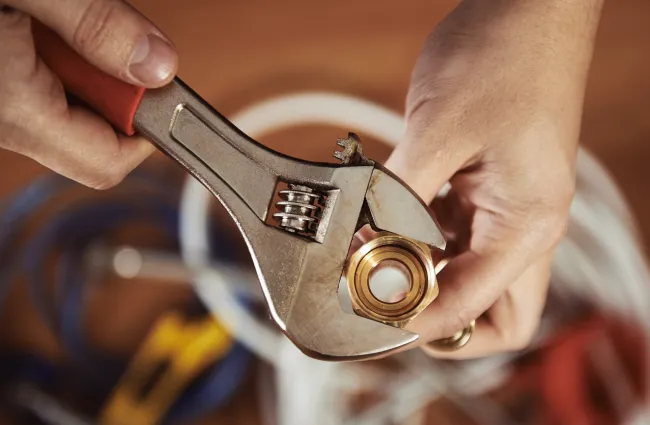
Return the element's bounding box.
[346,232,439,328]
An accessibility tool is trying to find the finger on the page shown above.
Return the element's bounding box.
[408,244,529,343]
[419,252,552,359]
[10,95,155,189]
[485,253,552,349]
[30,106,156,189]
[384,98,480,203]
[0,19,154,189]
[7,0,177,86]
[430,188,473,249]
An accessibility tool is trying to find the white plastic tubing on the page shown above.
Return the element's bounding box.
[179,92,650,425]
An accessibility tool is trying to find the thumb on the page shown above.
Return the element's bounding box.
[384,100,477,204]
[16,0,177,87]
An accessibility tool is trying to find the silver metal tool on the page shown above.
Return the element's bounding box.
[34,22,446,361]
[133,80,446,360]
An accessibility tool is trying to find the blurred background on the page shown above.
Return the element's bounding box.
[0,1,648,424]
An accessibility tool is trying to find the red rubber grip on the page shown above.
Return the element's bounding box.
[31,20,145,136]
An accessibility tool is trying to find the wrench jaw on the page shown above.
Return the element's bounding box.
[332,133,444,250]
[364,165,446,251]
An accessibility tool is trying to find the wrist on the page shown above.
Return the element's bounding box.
[438,0,605,75]
[455,0,605,37]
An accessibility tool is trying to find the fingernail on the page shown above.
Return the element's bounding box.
[129,33,177,85]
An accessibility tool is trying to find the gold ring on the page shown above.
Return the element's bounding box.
[425,320,476,352]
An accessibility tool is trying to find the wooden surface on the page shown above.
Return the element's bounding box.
[0,1,648,424]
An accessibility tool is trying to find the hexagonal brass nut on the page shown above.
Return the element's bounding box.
[346,232,439,328]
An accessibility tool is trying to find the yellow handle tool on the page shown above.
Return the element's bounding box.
[100,312,232,425]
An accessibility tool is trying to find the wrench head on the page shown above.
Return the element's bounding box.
[133,79,443,360]
[242,162,445,361]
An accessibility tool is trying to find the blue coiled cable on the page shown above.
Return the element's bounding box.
[24,200,178,387]
[1,172,252,423]
[0,175,73,310]
[0,171,175,311]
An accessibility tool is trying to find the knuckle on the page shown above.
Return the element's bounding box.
[0,93,26,149]
[501,314,542,352]
[538,201,572,247]
[86,167,128,190]
[504,327,537,352]
[72,0,118,55]
[548,210,571,244]
[520,189,573,252]
[0,123,27,154]
[0,68,65,146]
[0,15,34,79]
[506,336,532,352]
[0,6,27,29]
[0,98,8,123]
[442,308,477,339]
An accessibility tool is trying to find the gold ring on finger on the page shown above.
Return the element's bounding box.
[425,320,476,352]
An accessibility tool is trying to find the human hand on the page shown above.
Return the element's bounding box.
[0,0,177,189]
[388,0,605,358]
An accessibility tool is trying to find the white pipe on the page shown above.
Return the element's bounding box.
[178,90,650,425]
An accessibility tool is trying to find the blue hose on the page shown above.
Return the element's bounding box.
[4,173,252,422]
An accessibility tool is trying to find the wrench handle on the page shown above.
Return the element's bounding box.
[31,20,146,136]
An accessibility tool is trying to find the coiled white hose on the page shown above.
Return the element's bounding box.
[179,92,650,425]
